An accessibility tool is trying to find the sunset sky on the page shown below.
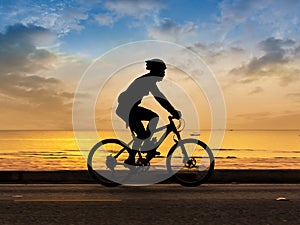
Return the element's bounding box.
[0,0,299,130]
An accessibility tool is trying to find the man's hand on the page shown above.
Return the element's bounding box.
[173,110,182,119]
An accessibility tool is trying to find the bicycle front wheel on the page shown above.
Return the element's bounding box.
[166,139,215,187]
[87,139,131,187]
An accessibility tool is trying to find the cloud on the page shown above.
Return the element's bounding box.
[4,23,56,46]
[56,8,88,33]
[296,46,300,55]
[104,0,164,18]
[0,1,165,33]
[248,86,263,95]
[217,0,300,41]
[93,0,165,27]
[219,0,264,24]
[22,8,88,35]
[148,18,197,42]
[287,93,300,99]
[0,24,76,129]
[0,1,90,35]
[93,13,115,26]
[241,38,292,73]
[229,37,300,85]
[189,42,245,63]
[185,41,249,79]
[0,24,58,74]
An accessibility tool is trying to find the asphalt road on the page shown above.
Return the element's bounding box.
[1,184,299,225]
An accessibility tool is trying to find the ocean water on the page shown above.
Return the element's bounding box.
[0,130,299,170]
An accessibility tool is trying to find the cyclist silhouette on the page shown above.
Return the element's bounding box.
[116,59,181,165]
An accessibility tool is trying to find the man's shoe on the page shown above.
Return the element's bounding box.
[146,150,160,161]
[124,158,136,166]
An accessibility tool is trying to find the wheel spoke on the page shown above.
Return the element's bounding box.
[87,139,132,187]
[167,139,214,186]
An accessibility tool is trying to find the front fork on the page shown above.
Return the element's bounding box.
[173,130,189,164]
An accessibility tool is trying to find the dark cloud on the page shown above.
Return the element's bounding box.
[295,46,300,55]
[3,23,56,44]
[232,37,293,74]
[191,42,245,56]
[259,37,295,52]
[0,24,57,74]
[0,24,75,129]
[229,37,300,85]
[187,42,246,66]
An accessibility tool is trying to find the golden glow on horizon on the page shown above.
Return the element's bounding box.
[0,130,299,170]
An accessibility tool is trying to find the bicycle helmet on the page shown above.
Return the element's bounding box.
[145,58,167,71]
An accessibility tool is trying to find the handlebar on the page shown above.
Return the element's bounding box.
[168,116,185,132]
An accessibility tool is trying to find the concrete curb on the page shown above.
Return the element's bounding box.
[210,169,300,183]
[0,170,299,184]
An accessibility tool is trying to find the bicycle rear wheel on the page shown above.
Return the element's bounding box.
[87,139,132,187]
[166,139,215,187]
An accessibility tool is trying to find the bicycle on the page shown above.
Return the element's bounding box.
[87,116,215,187]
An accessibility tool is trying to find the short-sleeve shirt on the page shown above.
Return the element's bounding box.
[116,74,160,123]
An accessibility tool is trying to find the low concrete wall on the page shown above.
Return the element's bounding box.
[0,170,93,184]
[209,170,300,183]
[0,170,299,184]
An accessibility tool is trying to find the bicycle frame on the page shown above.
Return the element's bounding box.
[113,116,182,159]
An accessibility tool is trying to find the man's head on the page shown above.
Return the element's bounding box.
[145,59,167,77]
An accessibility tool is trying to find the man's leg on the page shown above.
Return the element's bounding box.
[137,108,159,152]
[135,108,161,161]
[125,107,149,165]
[142,117,159,151]
[124,137,142,165]
[148,116,159,138]
[127,106,160,164]
[129,106,157,139]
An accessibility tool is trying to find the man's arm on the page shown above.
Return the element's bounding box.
[151,85,180,118]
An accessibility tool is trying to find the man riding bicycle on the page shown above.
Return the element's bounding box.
[116,59,181,165]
